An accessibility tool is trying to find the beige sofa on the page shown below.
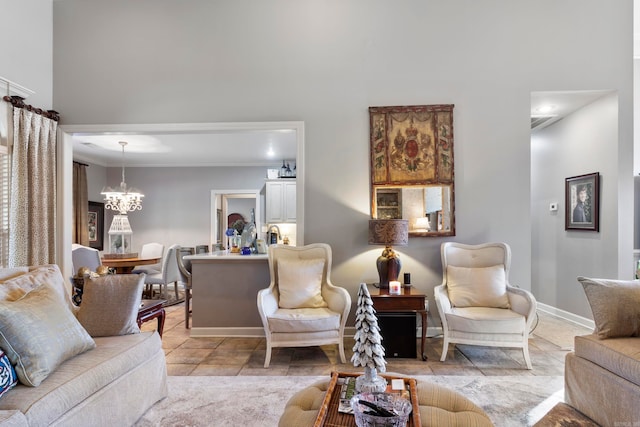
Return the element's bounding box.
[564,277,640,426]
[0,265,167,426]
[565,335,640,426]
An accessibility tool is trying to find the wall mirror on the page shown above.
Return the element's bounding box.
[369,105,455,237]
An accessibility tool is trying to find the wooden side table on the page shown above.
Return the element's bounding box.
[138,299,166,337]
[367,284,428,361]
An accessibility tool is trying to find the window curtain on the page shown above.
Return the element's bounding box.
[8,108,57,266]
[73,162,89,245]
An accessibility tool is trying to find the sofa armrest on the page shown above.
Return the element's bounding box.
[0,410,28,427]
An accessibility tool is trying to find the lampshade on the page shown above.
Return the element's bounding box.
[414,217,431,231]
[368,219,409,247]
[101,141,144,214]
[368,219,408,289]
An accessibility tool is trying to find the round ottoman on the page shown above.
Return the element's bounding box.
[279,379,493,427]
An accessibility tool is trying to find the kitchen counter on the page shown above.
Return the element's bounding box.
[186,251,269,337]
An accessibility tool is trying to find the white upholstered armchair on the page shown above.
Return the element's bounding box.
[434,242,537,369]
[257,243,351,368]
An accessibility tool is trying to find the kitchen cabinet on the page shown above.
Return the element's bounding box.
[265,180,296,223]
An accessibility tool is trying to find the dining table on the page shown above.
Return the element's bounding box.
[101,256,161,274]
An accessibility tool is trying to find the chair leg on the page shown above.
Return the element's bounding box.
[440,338,450,362]
[185,289,191,329]
[338,340,346,364]
[522,343,532,370]
[173,281,179,300]
[264,343,272,368]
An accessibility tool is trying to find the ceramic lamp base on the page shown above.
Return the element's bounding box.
[376,254,401,289]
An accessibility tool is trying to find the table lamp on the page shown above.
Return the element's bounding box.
[368,219,409,288]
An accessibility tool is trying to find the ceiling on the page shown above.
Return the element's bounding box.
[530,90,612,131]
[71,128,298,168]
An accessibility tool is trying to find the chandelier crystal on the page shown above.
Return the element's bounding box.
[101,141,144,214]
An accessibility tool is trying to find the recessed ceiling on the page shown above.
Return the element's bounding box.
[72,129,298,168]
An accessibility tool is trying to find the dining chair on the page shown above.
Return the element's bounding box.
[176,246,195,328]
[195,244,209,254]
[144,244,184,300]
[132,242,165,274]
[71,243,102,276]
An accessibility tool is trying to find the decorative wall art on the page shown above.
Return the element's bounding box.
[565,172,599,231]
[88,201,105,250]
[369,104,455,236]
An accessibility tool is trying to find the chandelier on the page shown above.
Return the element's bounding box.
[101,141,144,214]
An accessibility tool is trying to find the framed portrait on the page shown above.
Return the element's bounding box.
[88,201,104,250]
[565,172,599,231]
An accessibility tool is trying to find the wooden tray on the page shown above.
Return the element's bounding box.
[313,371,421,427]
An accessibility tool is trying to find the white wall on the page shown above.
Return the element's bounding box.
[532,93,620,318]
[0,0,53,108]
[51,0,633,322]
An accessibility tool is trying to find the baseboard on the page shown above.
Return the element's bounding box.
[537,302,595,330]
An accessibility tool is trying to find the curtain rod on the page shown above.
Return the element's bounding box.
[73,161,89,167]
[2,95,60,122]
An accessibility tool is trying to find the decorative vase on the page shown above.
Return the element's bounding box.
[355,366,387,393]
[376,253,401,289]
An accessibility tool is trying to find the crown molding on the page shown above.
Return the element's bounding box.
[0,77,35,99]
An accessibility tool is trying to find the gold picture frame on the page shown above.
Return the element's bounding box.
[369,104,455,236]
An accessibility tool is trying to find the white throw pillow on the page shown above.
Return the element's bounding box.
[447,264,510,308]
[277,257,328,309]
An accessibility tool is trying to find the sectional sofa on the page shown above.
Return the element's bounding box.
[0,265,167,426]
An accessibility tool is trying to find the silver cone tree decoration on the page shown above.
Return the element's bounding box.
[351,283,387,392]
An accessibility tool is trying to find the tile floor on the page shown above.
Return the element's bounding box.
[141,303,593,377]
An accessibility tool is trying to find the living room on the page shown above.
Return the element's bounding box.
[0,1,637,426]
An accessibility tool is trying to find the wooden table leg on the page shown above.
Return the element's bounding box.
[137,301,166,337]
[420,310,427,361]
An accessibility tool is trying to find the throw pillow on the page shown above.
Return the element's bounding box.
[277,257,328,309]
[0,349,17,398]
[446,264,510,308]
[77,274,145,337]
[0,265,76,315]
[0,285,96,387]
[577,276,640,339]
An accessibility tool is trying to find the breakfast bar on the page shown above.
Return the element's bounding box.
[186,252,270,337]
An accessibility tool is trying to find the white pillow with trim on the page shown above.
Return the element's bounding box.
[447,264,510,308]
[277,258,328,309]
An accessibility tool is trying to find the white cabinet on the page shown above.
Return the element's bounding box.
[266,180,296,223]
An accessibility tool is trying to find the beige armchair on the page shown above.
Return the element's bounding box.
[257,243,351,368]
[434,242,537,369]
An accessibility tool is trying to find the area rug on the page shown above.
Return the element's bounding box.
[134,375,564,427]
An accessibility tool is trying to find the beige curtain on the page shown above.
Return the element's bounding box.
[73,162,89,245]
[8,108,57,266]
